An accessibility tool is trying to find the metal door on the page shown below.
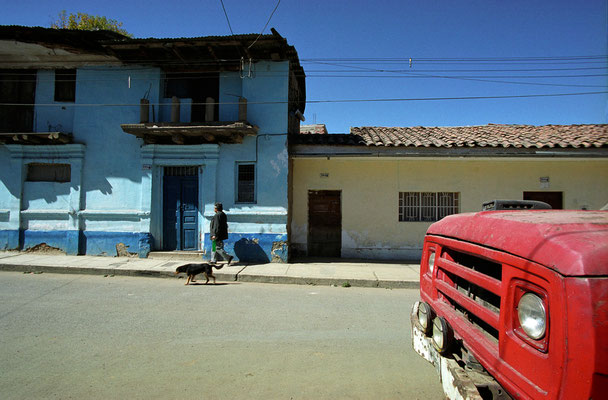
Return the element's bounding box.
[308,190,341,257]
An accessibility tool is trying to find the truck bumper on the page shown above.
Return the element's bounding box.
[410,301,509,400]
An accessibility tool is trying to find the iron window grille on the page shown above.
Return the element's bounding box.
[163,166,198,177]
[399,192,459,222]
[237,163,255,203]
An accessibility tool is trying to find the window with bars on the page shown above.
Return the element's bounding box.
[237,163,255,203]
[399,192,459,222]
[164,166,198,176]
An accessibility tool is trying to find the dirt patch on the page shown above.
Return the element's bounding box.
[116,243,138,258]
[271,241,287,263]
[24,243,65,255]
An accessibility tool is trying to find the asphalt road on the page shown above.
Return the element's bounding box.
[0,272,444,399]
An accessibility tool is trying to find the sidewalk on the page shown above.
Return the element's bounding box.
[0,251,421,289]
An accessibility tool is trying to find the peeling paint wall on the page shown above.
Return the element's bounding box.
[0,60,293,261]
[291,157,608,260]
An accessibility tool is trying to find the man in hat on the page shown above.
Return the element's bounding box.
[210,202,233,265]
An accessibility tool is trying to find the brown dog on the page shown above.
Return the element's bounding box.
[175,263,215,285]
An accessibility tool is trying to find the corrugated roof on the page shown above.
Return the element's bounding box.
[293,124,608,149]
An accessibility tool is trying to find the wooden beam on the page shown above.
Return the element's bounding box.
[207,46,219,62]
[202,133,216,142]
[143,135,157,144]
[171,133,185,144]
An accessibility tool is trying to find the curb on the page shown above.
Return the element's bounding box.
[0,264,420,289]
[0,264,174,278]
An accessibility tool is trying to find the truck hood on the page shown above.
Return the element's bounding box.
[427,210,608,277]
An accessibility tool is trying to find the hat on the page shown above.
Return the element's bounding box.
[214,202,223,211]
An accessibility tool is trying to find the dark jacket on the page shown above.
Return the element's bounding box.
[210,211,228,241]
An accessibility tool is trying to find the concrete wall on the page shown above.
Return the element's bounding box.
[291,156,608,261]
[0,60,292,262]
[209,62,290,262]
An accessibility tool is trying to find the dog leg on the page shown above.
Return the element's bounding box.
[185,275,191,285]
[204,272,209,285]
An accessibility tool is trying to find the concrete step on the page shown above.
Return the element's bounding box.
[147,251,205,261]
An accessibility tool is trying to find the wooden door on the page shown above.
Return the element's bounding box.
[162,167,199,251]
[308,190,341,257]
[523,191,563,209]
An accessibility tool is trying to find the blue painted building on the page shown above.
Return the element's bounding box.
[0,26,305,262]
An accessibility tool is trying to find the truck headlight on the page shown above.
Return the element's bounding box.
[417,302,432,335]
[432,316,452,354]
[517,292,547,340]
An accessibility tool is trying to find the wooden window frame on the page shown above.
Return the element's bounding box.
[54,69,76,102]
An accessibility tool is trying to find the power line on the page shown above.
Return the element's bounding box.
[301,60,608,88]
[1,55,605,67]
[219,0,235,35]
[4,72,606,81]
[2,91,606,108]
[301,55,608,62]
[248,0,281,49]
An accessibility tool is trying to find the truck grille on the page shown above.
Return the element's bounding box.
[435,248,502,343]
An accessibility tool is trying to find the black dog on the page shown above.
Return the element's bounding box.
[175,263,217,285]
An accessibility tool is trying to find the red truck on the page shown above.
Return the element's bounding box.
[411,200,608,400]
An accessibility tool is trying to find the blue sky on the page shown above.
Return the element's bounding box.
[3,0,607,132]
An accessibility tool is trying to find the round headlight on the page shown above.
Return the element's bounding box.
[417,302,432,334]
[428,252,436,274]
[517,292,547,340]
[432,317,451,354]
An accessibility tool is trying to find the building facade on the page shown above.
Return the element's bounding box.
[290,125,608,260]
[0,26,305,262]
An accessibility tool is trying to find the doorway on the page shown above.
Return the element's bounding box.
[523,191,563,209]
[162,167,199,250]
[308,190,341,257]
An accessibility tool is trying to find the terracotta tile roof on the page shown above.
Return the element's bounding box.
[293,124,608,149]
[300,124,328,134]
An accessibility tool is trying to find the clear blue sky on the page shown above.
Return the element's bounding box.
[3,0,607,133]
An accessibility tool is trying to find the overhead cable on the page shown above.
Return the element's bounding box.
[248,0,281,49]
[2,91,606,108]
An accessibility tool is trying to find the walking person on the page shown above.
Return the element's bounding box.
[210,202,233,265]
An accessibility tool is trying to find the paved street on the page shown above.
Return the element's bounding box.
[0,272,443,399]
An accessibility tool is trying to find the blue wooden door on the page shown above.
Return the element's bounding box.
[163,174,198,251]
[179,177,198,250]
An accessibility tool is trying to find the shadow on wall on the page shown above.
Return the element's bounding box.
[233,238,270,264]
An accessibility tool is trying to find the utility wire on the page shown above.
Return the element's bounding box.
[219,0,235,35]
[4,72,606,81]
[303,60,608,88]
[3,91,606,108]
[248,0,281,49]
[2,55,606,66]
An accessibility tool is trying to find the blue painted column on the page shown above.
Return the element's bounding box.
[6,148,23,249]
[139,158,153,258]
[66,156,83,255]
